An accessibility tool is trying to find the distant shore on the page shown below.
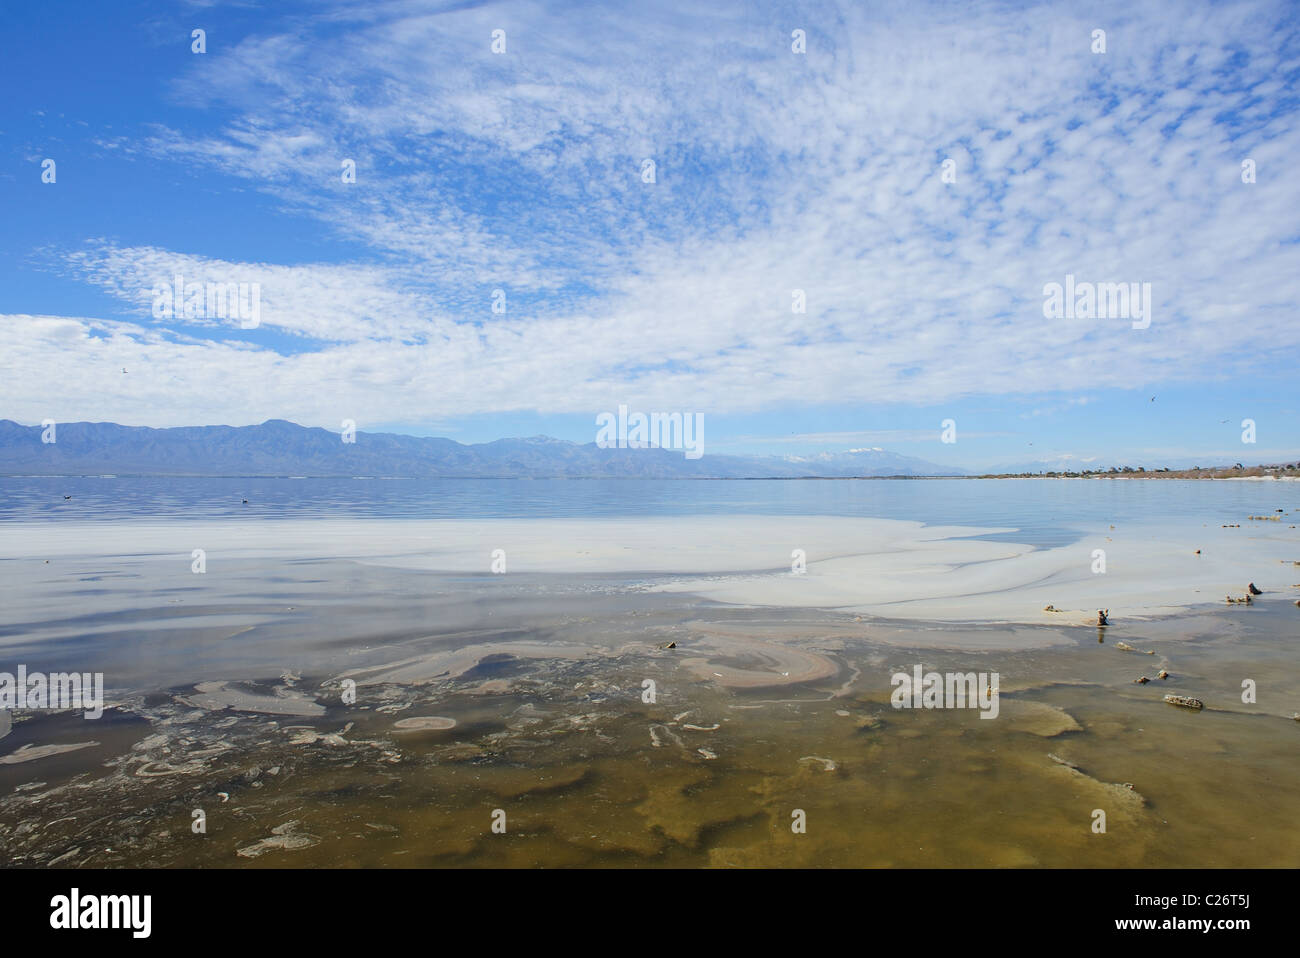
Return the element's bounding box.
[969,464,1300,480]
[2,468,1298,481]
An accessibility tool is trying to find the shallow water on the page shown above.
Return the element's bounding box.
[4,476,1297,548]
[2,478,1298,867]
[1,559,1297,868]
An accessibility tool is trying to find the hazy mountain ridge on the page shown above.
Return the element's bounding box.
[0,419,964,478]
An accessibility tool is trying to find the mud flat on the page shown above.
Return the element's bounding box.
[337,642,599,687]
[0,741,99,764]
[179,681,326,716]
[393,716,456,731]
[4,515,1296,631]
[649,518,1300,625]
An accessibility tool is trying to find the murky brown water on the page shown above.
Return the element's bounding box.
[2,563,1298,868]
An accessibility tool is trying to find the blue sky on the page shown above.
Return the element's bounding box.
[2,0,1298,471]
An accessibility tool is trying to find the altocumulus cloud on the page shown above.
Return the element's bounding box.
[3,0,1298,429]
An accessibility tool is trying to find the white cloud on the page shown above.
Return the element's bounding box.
[7,0,1300,430]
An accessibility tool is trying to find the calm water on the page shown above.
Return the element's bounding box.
[1,477,1292,547]
[2,475,1298,868]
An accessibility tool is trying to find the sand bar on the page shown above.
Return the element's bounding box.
[2,515,1296,626]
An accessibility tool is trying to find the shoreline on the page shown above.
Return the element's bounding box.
[3,473,1299,480]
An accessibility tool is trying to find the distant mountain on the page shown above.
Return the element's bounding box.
[0,419,964,479]
[774,447,961,478]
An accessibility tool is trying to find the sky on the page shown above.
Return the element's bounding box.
[1,0,1298,472]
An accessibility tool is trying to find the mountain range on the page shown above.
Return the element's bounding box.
[0,419,964,479]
